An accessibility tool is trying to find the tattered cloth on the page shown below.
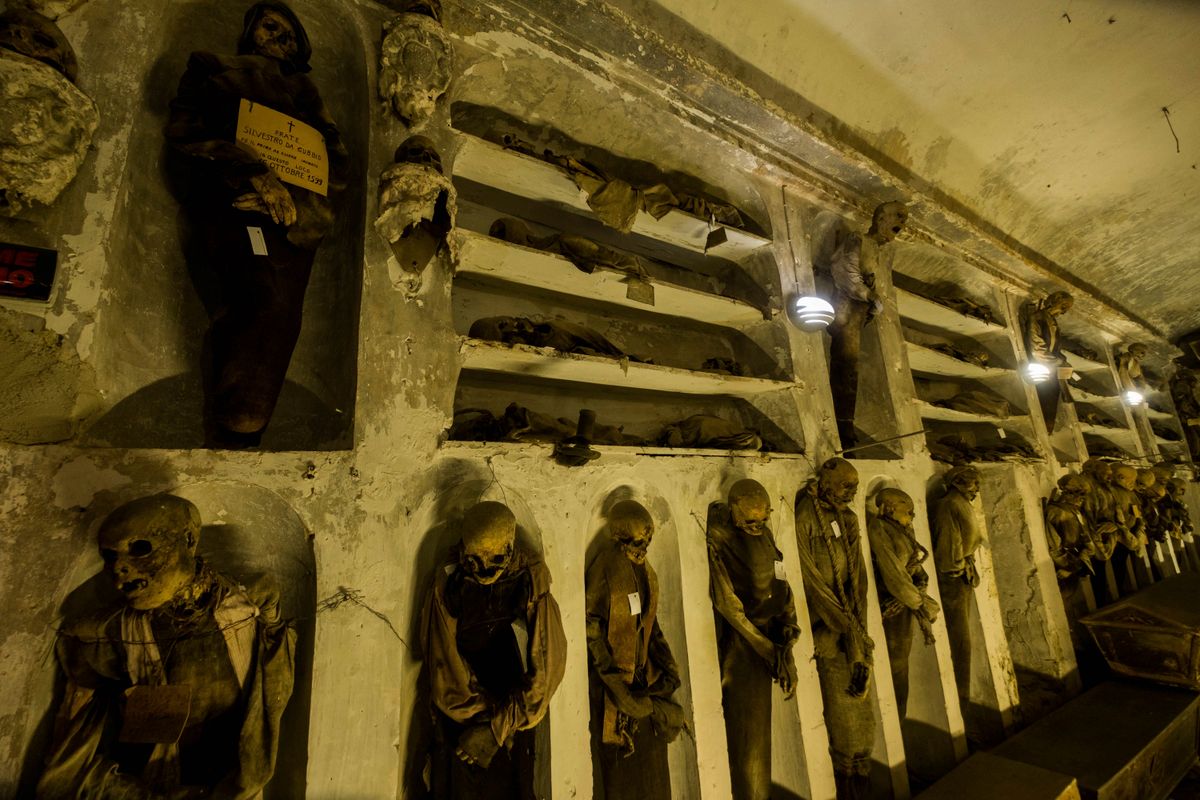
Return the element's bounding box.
[489,217,649,282]
[37,572,295,800]
[658,414,761,450]
[420,546,566,750]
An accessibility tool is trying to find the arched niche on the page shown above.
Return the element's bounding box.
[400,472,551,799]
[581,483,700,799]
[80,0,368,450]
[48,480,315,799]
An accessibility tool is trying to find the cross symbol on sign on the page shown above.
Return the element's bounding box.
[287,121,295,133]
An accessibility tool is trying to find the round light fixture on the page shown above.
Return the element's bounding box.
[1124,389,1145,406]
[789,295,836,331]
[1024,362,1052,384]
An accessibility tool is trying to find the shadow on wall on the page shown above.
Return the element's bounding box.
[20,481,315,799]
[401,467,549,799]
[81,0,367,451]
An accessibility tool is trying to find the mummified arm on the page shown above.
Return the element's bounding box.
[706,535,775,663]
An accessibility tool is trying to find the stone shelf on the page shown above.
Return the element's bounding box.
[1071,386,1121,406]
[1081,424,1140,450]
[905,341,1012,380]
[1144,405,1175,421]
[895,289,1008,338]
[440,439,808,460]
[453,229,766,328]
[458,337,794,397]
[452,134,772,261]
[1062,349,1109,373]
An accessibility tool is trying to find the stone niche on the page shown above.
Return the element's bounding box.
[27,479,315,798]
[0,0,369,451]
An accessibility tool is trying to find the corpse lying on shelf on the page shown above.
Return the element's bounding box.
[928,433,1039,465]
[468,316,651,362]
[658,414,762,451]
[450,404,643,446]
[929,341,990,368]
[932,386,1011,418]
[489,216,650,281]
[500,134,749,234]
[912,283,1000,325]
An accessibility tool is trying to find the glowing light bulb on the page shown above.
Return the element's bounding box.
[790,296,835,331]
[1124,389,1145,406]
[1025,362,1052,384]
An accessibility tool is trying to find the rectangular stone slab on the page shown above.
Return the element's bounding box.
[916,752,1080,800]
[992,681,1200,800]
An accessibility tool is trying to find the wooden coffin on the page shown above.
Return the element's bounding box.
[916,752,1080,800]
[1081,573,1200,689]
[992,681,1199,800]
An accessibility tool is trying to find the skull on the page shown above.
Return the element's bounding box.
[1082,458,1112,482]
[379,12,452,128]
[875,487,914,527]
[97,495,200,611]
[0,9,78,83]
[946,465,980,501]
[394,135,443,173]
[459,501,516,585]
[870,201,908,243]
[1127,342,1149,360]
[1136,469,1158,491]
[608,500,654,564]
[1168,478,1187,500]
[1057,473,1088,506]
[1151,463,1174,484]
[818,457,859,509]
[249,7,298,62]
[728,478,771,536]
[1111,464,1138,490]
[1045,291,1074,316]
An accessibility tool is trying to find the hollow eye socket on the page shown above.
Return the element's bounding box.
[100,548,117,564]
[490,553,507,565]
[128,539,153,557]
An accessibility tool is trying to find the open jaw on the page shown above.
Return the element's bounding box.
[120,578,149,593]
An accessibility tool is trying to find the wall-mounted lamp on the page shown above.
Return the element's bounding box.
[1024,362,1052,384]
[1124,389,1145,407]
[788,295,836,331]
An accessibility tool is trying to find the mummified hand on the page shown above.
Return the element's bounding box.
[773,644,797,699]
[233,172,297,226]
[847,661,870,698]
[455,723,502,769]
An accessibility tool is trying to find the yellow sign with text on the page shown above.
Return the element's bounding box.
[235,99,328,196]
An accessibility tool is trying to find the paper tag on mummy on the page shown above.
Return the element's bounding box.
[1153,542,1165,563]
[119,684,192,744]
[236,99,329,196]
[627,591,642,616]
[246,226,268,256]
[773,560,786,580]
[829,519,841,538]
[625,277,655,306]
[996,427,1007,439]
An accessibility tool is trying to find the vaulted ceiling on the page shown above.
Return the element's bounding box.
[652,0,1200,340]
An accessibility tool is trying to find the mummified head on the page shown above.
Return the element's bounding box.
[459,501,516,585]
[1111,464,1138,490]
[869,200,908,243]
[608,500,654,565]
[946,465,981,501]
[1082,458,1113,482]
[394,135,443,173]
[98,495,200,611]
[818,457,859,509]
[1057,473,1088,507]
[1168,478,1188,500]
[728,479,771,536]
[875,487,915,527]
[0,9,78,82]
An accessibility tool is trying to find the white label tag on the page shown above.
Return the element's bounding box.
[1070,373,1082,382]
[997,427,1008,439]
[1154,542,1165,563]
[627,592,642,616]
[444,563,456,575]
[247,226,268,256]
[774,560,786,580]
[1185,534,1195,544]
[830,520,841,538]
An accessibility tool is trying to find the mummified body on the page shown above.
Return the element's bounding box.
[929,465,981,703]
[586,501,684,800]
[165,2,349,445]
[826,202,908,448]
[707,479,799,800]
[795,459,874,800]
[420,502,566,800]
[1021,291,1074,432]
[867,488,939,719]
[38,494,295,799]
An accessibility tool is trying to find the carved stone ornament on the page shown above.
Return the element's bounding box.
[379,9,452,128]
[375,135,456,272]
[0,10,97,214]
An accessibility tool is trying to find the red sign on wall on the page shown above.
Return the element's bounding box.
[0,243,57,301]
